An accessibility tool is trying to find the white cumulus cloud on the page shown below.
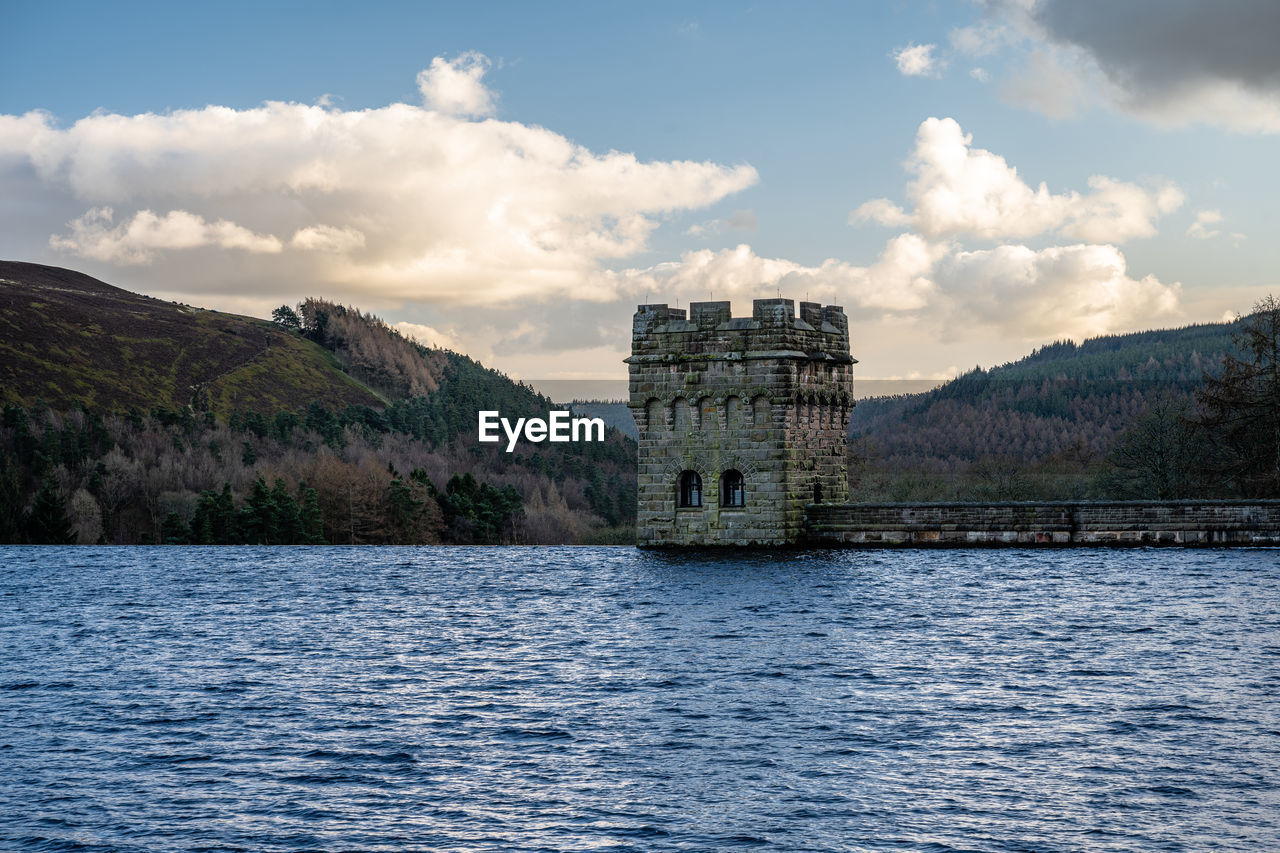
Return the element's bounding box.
[417,52,496,117]
[893,43,941,77]
[49,207,282,264]
[851,117,1182,242]
[609,233,1180,347]
[611,236,945,316]
[1,56,758,307]
[933,242,1181,342]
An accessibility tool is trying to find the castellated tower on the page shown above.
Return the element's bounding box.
[626,298,855,546]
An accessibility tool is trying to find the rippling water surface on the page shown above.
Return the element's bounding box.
[1,546,1278,851]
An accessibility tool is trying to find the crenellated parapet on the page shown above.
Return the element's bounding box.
[630,298,851,372]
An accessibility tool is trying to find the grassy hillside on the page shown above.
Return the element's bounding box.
[0,261,384,415]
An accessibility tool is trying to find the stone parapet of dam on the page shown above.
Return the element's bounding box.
[804,501,1280,547]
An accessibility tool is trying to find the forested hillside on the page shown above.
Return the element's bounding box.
[849,317,1250,500]
[0,264,636,545]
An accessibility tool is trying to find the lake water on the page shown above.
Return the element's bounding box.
[1,547,1277,852]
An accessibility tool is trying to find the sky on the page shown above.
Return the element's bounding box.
[2,0,1278,382]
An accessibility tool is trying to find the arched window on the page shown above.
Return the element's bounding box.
[725,395,742,428]
[645,398,664,433]
[720,469,745,507]
[678,470,702,508]
[697,396,714,430]
[752,395,771,427]
[672,397,691,431]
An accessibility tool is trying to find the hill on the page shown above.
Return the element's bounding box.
[0,262,637,545]
[848,320,1243,500]
[0,261,384,414]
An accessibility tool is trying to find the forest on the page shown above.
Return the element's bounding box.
[849,297,1280,502]
[0,297,636,545]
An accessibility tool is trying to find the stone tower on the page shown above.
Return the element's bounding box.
[626,298,855,546]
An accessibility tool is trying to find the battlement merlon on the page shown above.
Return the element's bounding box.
[627,299,856,365]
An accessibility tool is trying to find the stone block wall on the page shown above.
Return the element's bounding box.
[627,298,854,546]
[804,501,1280,546]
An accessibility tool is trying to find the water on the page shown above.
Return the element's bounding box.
[1,547,1278,852]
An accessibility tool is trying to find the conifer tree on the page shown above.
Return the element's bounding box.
[240,477,277,544]
[26,478,75,544]
[299,484,325,544]
[271,304,302,330]
[161,512,190,544]
[271,478,303,544]
[189,490,219,544]
[0,456,22,544]
[386,466,420,527]
[207,484,236,544]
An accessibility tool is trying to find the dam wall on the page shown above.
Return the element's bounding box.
[804,501,1280,547]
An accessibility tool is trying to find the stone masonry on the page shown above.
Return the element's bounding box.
[804,501,1280,546]
[627,298,855,546]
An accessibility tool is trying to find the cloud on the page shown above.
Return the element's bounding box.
[956,0,1280,132]
[893,43,941,77]
[0,45,1198,380]
[613,237,944,315]
[950,20,1017,58]
[1185,209,1246,244]
[1187,210,1223,240]
[834,117,1185,350]
[290,224,366,253]
[998,46,1097,119]
[49,207,282,263]
[847,198,911,228]
[608,233,1180,346]
[1032,0,1280,98]
[685,208,759,237]
[933,242,1181,342]
[584,112,1194,374]
[851,117,1181,242]
[416,52,496,117]
[725,209,758,231]
[2,56,758,306]
[677,20,701,38]
[391,321,463,351]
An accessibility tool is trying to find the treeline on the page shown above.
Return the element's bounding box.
[0,395,634,545]
[155,469,522,547]
[849,300,1279,502]
[274,298,446,399]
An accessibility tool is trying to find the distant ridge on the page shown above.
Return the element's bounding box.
[850,319,1241,479]
[0,261,384,415]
